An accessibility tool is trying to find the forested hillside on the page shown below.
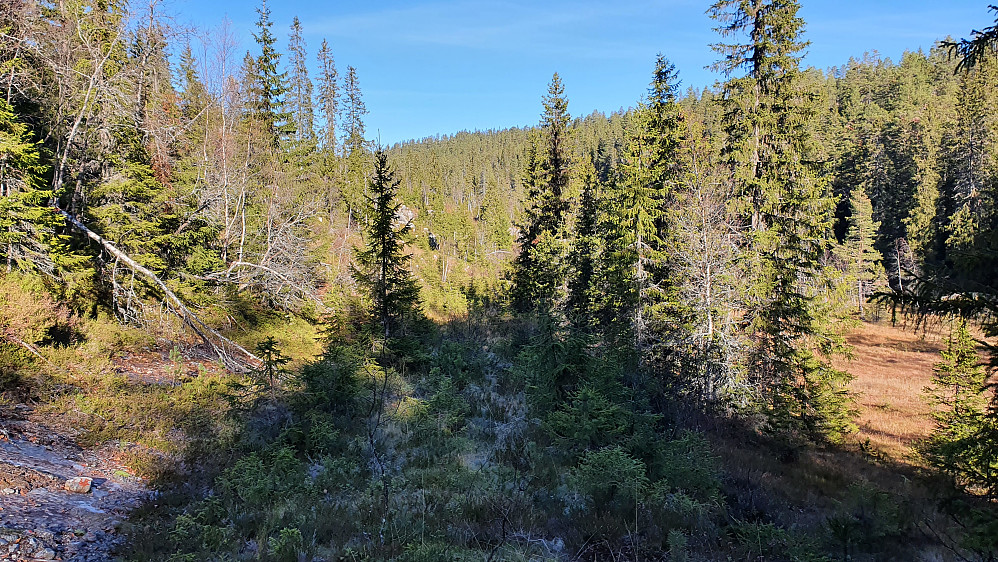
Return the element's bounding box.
[1,0,997,560]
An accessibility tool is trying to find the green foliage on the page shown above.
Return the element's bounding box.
[510,74,571,314]
[567,445,648,521]
[295,344,364,417]
[267,526,304,562]
[352,149,423,338]
[249,0,293,144]
[255,336,291,393]
[0,99,62,272]
[922,322,996,496]
[545,386,629,452]
[944,5,998,72]
[565,153,601,326]
[8,2,998,560]
[836,188,884,318]
[730,520,830,562]
[517,329,590,410]
[710,0,854,443]
[823,482,909,559]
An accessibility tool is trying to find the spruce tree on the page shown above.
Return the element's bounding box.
[341,66,368,157]
[938,57,998,288]
[351,149,421,338]
[841,188,882,317]
[250,0,292,144]
[922,322,995,496]
[0,99,59,273]
[286,17,315,143]
[315,39,340,218]
[316,39,339,152]
[710,0,853,441]
[341,66,369,228]
[609,55,684,359]
[510,73,571,314]
[566,152,600,329]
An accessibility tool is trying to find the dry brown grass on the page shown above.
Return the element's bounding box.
[836,320,951,462]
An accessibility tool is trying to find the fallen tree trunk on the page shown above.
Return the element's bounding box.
[57,208,261,372]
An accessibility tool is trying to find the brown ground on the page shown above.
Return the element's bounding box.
[836,320,948,461]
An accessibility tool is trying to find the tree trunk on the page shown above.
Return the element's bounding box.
[57,208,261,372]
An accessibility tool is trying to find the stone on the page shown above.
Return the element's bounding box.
[64,477,92,493]
[34,547,56,560]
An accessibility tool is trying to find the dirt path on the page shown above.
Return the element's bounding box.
[0,405,149,561]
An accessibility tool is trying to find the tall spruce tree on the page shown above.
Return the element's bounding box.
[315,38,340,218]
[250,0,292,145]
[352,149,421,338]
[710,0,854,441]
[316,39,339,152]
[840,188,882,317]
[609,55,684,361]
[286,17,315,144]
[341,65,368,228]
[510,73,571,314]
[566,152,601,329]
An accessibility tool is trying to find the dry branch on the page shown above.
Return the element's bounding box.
[57,208,261,372]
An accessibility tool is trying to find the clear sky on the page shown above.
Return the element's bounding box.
[167,0,989,145]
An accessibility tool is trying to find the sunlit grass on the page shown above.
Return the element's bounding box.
[837,320,946,462]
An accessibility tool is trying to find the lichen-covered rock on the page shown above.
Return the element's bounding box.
[64,476,93,493]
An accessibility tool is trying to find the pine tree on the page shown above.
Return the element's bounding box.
[351,149,421,338]
[710,0,854,441]
[510,73,571,314]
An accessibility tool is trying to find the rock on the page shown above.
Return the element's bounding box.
[65,477,93,493]
[34,547,56,560]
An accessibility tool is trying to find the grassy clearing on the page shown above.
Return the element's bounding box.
[836,320,945,461]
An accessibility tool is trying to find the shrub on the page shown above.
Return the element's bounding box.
[567,446,648,518]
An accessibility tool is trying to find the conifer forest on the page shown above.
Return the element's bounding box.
[2,1,998,560]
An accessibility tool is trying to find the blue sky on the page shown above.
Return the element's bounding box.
[168,0,988,144]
